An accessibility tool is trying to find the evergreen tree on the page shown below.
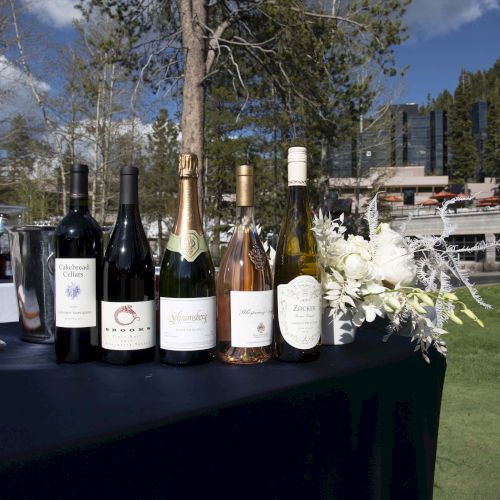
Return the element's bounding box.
[58,146,73,214]
[141,109,179,261]
[0,115,53,222]
[449,70,479,182]
[432,89,454,112]
[80,0,409,210]
[485,79,500,181]
[204,82,255,264]
[252,97,289,240]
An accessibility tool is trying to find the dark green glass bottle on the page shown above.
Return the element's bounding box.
[159,153,216,366]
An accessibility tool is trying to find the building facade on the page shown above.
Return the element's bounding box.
[330,101,487,180]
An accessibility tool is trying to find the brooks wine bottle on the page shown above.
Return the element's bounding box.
[159,153,216,366]
[55,164,102,363]
[273,147,321,362]
[217,165,273,364]
[101,166,156,365]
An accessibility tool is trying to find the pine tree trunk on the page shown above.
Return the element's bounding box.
[59,161,67,215]
[180,0,207,216]
[100,62,116,225]
[157,212,163,260]
[92,74,103,216]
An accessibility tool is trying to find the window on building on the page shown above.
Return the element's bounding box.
[447,234,486,262]
[403,188,415,205]
[496,235,500,262]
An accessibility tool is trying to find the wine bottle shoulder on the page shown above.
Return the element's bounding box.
[160,249,215,298]
[217,226,272,292]
[55,211,102,239]
[274,231,319,286]
[105,217,151,258]
[161,249,215,275]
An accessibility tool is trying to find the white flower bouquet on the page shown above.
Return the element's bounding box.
[312,195,499,361]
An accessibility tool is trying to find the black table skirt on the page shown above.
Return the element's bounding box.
[0,321,446,500]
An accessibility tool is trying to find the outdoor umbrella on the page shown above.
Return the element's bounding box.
[421,198,438,206]
[430,190,456,200]
[479,196,500,204]
[477,200,499,207]
[383,195,403,202]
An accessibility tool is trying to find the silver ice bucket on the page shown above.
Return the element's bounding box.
[8,226,56,343]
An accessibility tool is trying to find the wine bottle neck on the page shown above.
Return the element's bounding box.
[69,197,89,212]
[69,167,89,212]
[174,177,203,234]
[120,172,139,205]
[286,185,310,213]
[117,203,141,219]
[235,205,255,227]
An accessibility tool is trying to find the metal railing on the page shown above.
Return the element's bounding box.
[389,204,500,219]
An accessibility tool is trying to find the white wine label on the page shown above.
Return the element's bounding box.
[55,258,97,332]
[230,290,273,348]
[160,296,216,351]
[101,300,155,350]
[277,275,321,350]
[166,230,208,262]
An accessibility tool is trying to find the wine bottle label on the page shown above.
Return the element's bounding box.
[166,230,208,262]
[55,258,97,333]
[230,290,273,348]
[101,300,155,350]
[160,296,216,351]
[277,275,321,350]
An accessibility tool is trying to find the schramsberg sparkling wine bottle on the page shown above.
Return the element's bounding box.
[55,164,102,363]
[101,166,156,365]
[217,165,273,364]
[273,147,321,362]
[159,153,216,366]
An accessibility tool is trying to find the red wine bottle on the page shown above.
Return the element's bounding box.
[101,166,156,365]
[55,164,102,363]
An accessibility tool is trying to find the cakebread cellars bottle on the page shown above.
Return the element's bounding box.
[273,147,321,362]
[217,165,273,364]
[159,153,216,365]
[101,166,156,365]
[54,164,102,363]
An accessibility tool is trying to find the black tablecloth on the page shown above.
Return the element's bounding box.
[0,321,445,500]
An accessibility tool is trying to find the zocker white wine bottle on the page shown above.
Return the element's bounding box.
[217,165,273,364]
[273,147,321,362]
[55,164,102,363]
[159,153,216,366]
[101,166,156,365]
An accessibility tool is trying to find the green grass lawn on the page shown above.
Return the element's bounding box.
[433,285,500,500]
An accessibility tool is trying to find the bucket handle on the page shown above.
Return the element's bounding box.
[47,252,55,275]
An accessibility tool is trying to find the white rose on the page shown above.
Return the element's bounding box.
[343,253,370,280]
[327,238,350,269]
[347,235,371,260]
[373,225,416,286]
[330,238,349,256]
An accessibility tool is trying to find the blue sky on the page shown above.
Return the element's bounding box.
[396,0,500,103]
[6,0,500,115]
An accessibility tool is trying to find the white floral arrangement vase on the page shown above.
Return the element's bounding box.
[321,307,357,345]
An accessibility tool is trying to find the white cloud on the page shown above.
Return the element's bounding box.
[0,55,50,123]
[405,0,500,38]
[22,0,82,28]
